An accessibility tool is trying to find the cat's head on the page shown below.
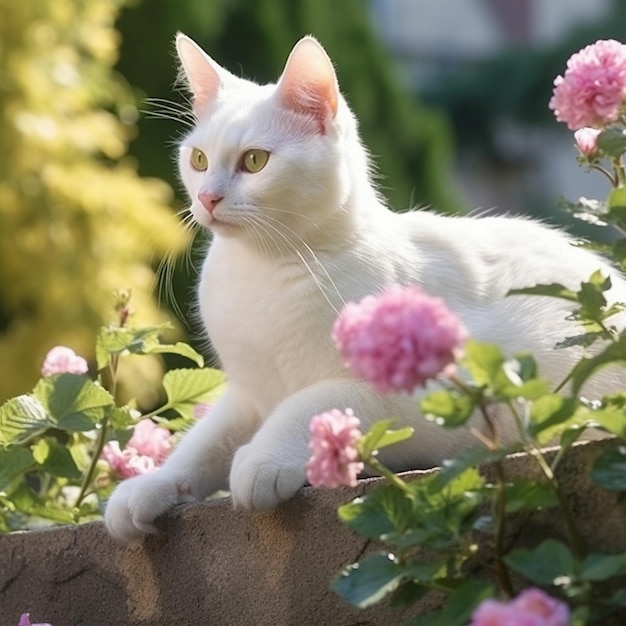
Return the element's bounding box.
[176,34,373,250]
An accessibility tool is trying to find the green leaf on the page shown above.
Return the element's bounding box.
[420,389,475,428]
[33,374,114,431]
[338,485,415,542]
[161,368,227,419]
[500,378,551,401]
[0,394,54,446]
[590,408,626,438]
[7,483,76,526]
[95,323,204,370]
[590,446,626,491]
[40,440,82,479]
[358,419,414,458]
[340,470,484,550]
[608,186,626,231]
[411,579,495,626]
[0,447,34,490]
[96,324,168,369]
[143,341,204,367]
[570,332,626,396]
[577,270,610,322]
[581,552,626,582]
[505,539,575,585]
[555,332,604,349]
[462,340,505,388]
[608,589,626,607]
[332,552,405,608]
[553,425,587,466]
[597,126,626,158]
[528,395,584,444]
[500,479,559,513]
[390,580,429,609]
[429,445,519,492]
[507,283,578,302]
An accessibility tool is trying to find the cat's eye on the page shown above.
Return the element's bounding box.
[241,149,270,173]
[190,148,208,172]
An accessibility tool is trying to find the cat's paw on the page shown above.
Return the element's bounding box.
[104,472,198,544]
[229,443,306,510]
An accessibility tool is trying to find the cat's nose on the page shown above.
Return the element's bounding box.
[198,192,224,214]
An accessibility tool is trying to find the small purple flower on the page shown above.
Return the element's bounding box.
[19,614,52,626]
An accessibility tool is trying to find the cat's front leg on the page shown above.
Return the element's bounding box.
[229,379,396,510]
[105,387,258,543]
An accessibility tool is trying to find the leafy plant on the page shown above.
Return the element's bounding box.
[323,39,626,626]
[0,291,225,532]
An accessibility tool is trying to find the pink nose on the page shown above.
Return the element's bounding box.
[198,192,224,214]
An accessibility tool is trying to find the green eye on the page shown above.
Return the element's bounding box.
[241,149,269,173]
[190,148,208,171]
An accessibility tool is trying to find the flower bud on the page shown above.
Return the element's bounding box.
[574,127,601,158]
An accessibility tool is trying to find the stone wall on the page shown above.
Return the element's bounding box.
[1,439,625,626]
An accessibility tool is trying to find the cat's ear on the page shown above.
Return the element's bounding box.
[176,33,237,111]
[277,36,339,127]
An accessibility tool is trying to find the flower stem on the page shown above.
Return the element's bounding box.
[364,455,413,495]
[527,442,584,560]
[73,414,109,513]
[505,401,584,559]
[493,459,514,598]
[477,400,514,597]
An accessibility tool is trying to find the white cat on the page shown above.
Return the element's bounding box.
[105,34,626,543]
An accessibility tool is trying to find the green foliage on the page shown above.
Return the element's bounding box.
[0,0,188,402]
[332,258,626,622]
[0,298,225,532]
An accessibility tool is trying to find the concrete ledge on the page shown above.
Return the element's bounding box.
[1,438,625,625]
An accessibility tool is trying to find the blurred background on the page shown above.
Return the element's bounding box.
[1,0,624,404]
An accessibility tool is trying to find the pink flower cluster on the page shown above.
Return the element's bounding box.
[41,346,88,376]
[469,588,570,626]
[549,39,626,130]
[306,409,364,488]
[332,285,467,394]
[102,419,172,479]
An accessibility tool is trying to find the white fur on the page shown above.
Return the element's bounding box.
[105,35,626,543]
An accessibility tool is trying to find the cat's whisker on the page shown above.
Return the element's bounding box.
[238,216,275,260]
[143,97,197,128]
[260,214,347,308]
[243,215,343,315]
[156,211,199,324]
[260,205,322,231]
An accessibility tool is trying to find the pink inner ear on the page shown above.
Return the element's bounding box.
[176,35,222,111]
[278,38,339,125]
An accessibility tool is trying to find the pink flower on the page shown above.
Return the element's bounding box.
[306,409,364,488]
[549,39,626,130]
[574,127,601,158]
[332,285,467,394]
[468,599,516,626]
[511,588,571,626]
[41,346,88,376]
[19,615,52,626]
[469,588,570,626]
[102,419,172,479]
